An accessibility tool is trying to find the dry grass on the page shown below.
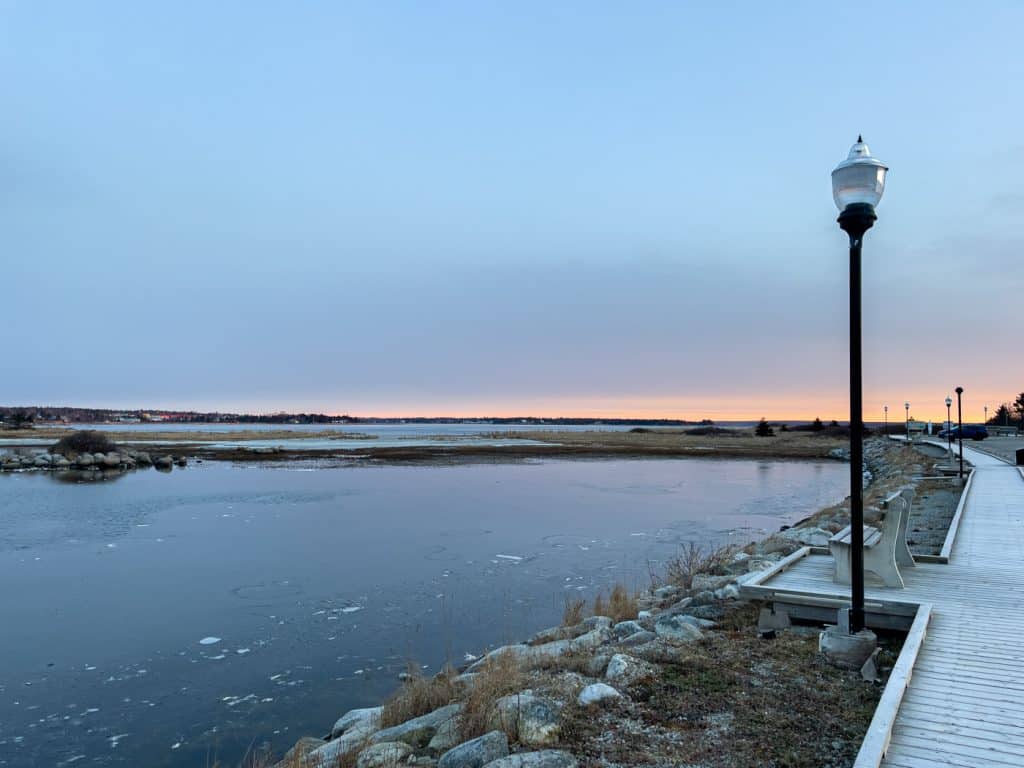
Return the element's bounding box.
[607,584,639,623]
[380,664,458,727]
[561,596,585,627]
[665,542,735,589]
[459,650,527,741]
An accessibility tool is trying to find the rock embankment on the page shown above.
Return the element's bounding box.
[0,447,187,477]
[268,437,920,767]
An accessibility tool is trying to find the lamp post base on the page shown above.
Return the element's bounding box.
[820,615,878,670]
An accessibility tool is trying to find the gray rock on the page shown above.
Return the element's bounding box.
[102,453,121,467]
[77,453,95,467]
[611,620,644,639]
[154,455,174,469]
[427,716,462,753]
[689,590,716,606]
[604,654,655,686]
[653,584,684,601]
[578,616,612,631]
[309,719,383,765]
[654,614,704,643]
[371,703,462,748]
[34,456,51,468]
[779,526,832,547]
[488,693,561,746]
[577,683,622,706]
[135,451,152,465]
[175,456,188,466]
[481,751,578,768]
[357,741,414,768]
[690,574,734,592]
[714,584,740,601]
[332,706,384,739]
[619,629,656,646]
[54,456,71,468]
[438,731,508,768]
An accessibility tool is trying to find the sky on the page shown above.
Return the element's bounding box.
[3,2,1022,422]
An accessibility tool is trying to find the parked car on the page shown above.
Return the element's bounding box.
[938,424,989,441]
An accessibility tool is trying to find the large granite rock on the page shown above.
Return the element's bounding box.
[437,731,508,768]
[332,706,384,739]
[577,683,621,706]
[487,692,561,746]
[604,654,656,686]
[654,614,704,643]
[371,703,463,748]
[357,741,414,768]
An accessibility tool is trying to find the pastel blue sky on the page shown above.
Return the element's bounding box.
[3,2,1022,420]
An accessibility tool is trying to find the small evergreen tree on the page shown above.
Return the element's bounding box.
[810,417,824,431]
[755,418,774,437]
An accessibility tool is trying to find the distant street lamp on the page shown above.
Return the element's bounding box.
[955,387,965,479]
[832,136,888,635]
[884,405,888,432]
[945,396,953,457]
[905,401,910,440]
[984,405,988,425]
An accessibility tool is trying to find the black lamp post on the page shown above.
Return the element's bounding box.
[955,386,964,479]
[905,401,910,441]
[884,405,888,432]
[945,396,953,456]
[832,136,888,635]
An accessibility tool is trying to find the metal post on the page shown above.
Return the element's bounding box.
[838,202,875,635]
[884,406,888,432]
[905,404,910,441]
[947,402,952,456]
[956,387,964,479]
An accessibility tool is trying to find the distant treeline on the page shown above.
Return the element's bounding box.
[0,406,714,428]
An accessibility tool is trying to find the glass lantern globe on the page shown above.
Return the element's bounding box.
[832,136,888,211]
[945,397,952,407]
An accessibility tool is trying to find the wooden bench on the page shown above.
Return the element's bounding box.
[829,488,916,589]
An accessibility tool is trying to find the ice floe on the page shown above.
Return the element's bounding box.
[199,637,221,645]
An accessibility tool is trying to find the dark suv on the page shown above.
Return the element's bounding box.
[938,424,989,441]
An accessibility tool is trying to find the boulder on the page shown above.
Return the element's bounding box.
[779,526,832,547]
[357,741,414,768]
[175,456,188,466]
[154,455,174,469]
[102,453,121,468]
[371,703,463,748]
[481,751,577,768]
[438,731,508,768]
[610,620,645,639]
[54,456,71,469]
[77,453,95,467]
[331,706,384,740]
[619,630,656,647]
[654,614,704,643]
[577,683,621,706]
[690,574,734,592]
[34,456,51,468]
[487,693,561,746]
[604,654,656,686]
[427,717,462,753]
[135,452,152,466]
[309,720,383,766]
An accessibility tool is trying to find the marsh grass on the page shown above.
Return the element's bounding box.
[381,664,458,728]
[561,597,585,627]
[459,650,526,741]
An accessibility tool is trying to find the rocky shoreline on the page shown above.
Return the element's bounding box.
[259,437,947,768]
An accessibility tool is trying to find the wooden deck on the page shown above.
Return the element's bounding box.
[743,444,1024,767]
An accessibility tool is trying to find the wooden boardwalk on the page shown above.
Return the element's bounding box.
[744,444,1024,767]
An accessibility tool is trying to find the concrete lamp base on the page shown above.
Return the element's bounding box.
[819,609,878,670]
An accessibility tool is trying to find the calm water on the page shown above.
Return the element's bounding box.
[0,458,847,767]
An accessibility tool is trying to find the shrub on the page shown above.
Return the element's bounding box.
[52,430,116,456]
[754,418,774,437]
[381,664,458,727]
[665,541,735,589]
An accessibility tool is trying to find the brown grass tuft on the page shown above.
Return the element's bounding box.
[607,584,639,623]
[459,650,527,741]
[381,663,458,727]
[592,593,606,617]
[664,541,735,589]
[561,596,585,627]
